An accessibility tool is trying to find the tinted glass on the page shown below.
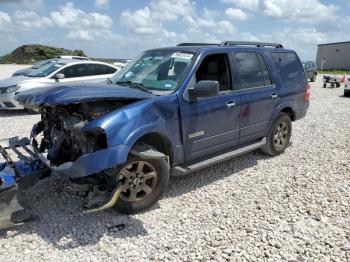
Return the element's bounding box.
[271,52,305,89]
[257,53,272,86]
[59,64,90,78]
[27,62,65,77]
[89,64,117,75]
[234,52,265,89]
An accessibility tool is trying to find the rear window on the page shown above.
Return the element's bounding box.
[271,52,305,88]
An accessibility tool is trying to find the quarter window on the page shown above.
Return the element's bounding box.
[271,52,305,89]
[89,64,117,75]
[234,52,266,89]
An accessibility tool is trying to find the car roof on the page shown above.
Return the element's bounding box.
[50,59,117,67]
[147,42,292,53]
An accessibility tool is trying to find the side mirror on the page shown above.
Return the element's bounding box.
[54,73,65,81]
[188,80,219,102]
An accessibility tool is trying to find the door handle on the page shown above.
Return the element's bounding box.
[271,94,278,99]
[226,101,236,108]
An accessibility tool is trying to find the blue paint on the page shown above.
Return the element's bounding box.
[15,45,309,179]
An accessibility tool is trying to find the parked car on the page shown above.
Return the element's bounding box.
[0,60,118,110]
[302,61,317,82]
[344,76,350,97]
[12,59,58,77]
[0,41,310,227]
[12,56,90,77]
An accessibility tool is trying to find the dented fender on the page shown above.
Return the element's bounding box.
[81,94,182,161]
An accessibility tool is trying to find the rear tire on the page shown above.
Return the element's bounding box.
[262,113,292,156]
[310,74,316,82]
[113,154,169,214]
[344,90,350,97]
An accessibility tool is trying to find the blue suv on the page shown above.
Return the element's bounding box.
[1,41,309,223]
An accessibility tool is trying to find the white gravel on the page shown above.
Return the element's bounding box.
[0,66,349,261]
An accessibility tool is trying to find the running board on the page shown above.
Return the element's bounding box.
[172,137,266,176]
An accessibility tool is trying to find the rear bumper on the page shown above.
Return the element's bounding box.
[294,107,308,121]
[52,144,130,178]
[0,93,24,110]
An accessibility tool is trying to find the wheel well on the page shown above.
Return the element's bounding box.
[135,133,174,166]
[281,107,295,121]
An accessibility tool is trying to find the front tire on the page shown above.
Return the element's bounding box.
[114,154,169,214]
[262,113,292,156]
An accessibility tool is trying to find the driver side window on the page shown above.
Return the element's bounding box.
[196,54,231,92]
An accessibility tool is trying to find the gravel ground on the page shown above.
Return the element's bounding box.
[0,67,349,261]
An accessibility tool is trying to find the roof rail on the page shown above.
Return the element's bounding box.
[219,41,283,48]
[177,43,218,47]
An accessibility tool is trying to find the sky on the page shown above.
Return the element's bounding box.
[0,0,349,60]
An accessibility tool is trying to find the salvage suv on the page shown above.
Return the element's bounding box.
[0,41,309,227]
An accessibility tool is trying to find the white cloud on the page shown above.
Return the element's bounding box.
[50,2,112,29]
[0,0,43,9]
[94,0,109,9]
[263,0,338,21]
[221,0,260,11]
[225,8,249,20]
[149,0,195,21]
[121,7,161,35]
[0,11,11,25]
[14,10,52,29]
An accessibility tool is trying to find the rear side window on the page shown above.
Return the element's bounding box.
[59,64,90,78]
[271,52,305,89]
[234,52,270,89]
[89,64,117,75]
[257,53,272,86]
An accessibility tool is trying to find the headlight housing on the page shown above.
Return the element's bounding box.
[1,85,19,94]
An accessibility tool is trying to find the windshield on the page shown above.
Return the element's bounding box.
[110,50,196,94]
[31,59,56,69]
[27,62,65,77]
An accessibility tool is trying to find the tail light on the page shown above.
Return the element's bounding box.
[304,82,311,101]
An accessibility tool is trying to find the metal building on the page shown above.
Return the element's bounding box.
[316,41,350,70]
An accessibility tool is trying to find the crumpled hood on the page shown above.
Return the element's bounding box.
[15,84,154,107]
[0,75,33,89]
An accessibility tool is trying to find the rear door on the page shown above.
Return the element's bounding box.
[231,51,277,144]
[83,64,118,84]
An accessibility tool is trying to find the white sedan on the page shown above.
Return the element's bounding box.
[0,59,118,110]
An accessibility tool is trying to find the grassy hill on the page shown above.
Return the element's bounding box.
[0,44,86,64]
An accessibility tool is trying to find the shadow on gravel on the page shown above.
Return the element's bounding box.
[0,179,148,250]
[166,150,269,199]
[0,109,33,117]
[0,150,269,249]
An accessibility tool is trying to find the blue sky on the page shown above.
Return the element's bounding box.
[0,0,349,60]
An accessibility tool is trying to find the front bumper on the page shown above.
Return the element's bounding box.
[0,93,24,110]
[51,144,130,178]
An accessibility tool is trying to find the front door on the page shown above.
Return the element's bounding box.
[231,51,277,144]
[179,53,241,162]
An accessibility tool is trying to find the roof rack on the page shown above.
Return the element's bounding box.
[177,43,218,47]
[219,41,283,48]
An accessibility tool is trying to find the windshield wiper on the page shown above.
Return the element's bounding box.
[116,81,152,94]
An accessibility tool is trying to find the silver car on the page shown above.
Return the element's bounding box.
[0,60,118,110]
